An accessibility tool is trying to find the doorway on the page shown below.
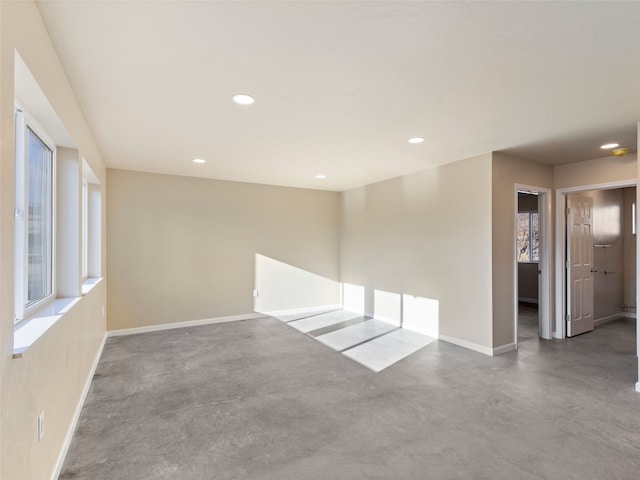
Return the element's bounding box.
[562,185,637,338]
[516,191,540,344]
[514,185,552,348]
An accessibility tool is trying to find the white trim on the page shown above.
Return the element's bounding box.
[400,324,439,339]
[13,297,82,357]
[50,333,107,480]
[261,304,342,318]
[624,312,637,319]
[558,179,637,193]
[364,310,401,327]
[493,342,516,355]
[438,334,493,356]
[555,190,567,339]
[636,382,640,393]
[107,313,265,337]
[593,313,626,326]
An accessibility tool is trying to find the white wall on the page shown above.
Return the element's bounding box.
[107,169,341,330]
[340,154,494,353]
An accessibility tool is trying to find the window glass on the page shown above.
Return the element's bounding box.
[517,212,539,263]
[26,127,54,307]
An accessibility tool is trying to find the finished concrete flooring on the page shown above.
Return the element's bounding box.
[60,313,639,480]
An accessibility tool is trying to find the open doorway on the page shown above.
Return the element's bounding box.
[514,185,552,348]
[564,186,637,337]
[516,191,541,344]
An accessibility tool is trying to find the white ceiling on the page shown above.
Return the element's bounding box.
[36,1,640,191]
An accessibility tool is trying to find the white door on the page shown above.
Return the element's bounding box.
[567,194,594,337]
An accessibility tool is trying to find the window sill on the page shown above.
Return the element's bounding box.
[14,278,104,358]
[13,297,81,358]
[82,277,103,295]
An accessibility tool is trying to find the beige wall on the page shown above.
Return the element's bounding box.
[554,153,637,189]
[578,189,626,321]
[1,2,107,479]
[107,169,340,330]
[340,154,494,352]
[492,153,554,347]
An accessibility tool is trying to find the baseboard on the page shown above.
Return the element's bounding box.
[261,304,342,317]
[438,334,493,356]
[402,325,439,339]
[493,342,516,355]
[107,313,265,337]
[594,313,626,326]
[636,381,640,393]
[50,332,107,480]
[364,311,401,327]
[624,312,637,319]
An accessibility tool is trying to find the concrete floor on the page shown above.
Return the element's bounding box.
[60,313,639,480]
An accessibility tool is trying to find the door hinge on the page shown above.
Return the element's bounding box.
[566,314,571,323]
[565,207,570,216]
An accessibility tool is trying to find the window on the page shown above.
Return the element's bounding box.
[15,109,56,322]
[82,180,89,279]
[517,212,539,263]
[82,159,102,284]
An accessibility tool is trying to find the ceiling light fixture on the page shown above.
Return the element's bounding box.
[611,147,630,157]
[232,93,255,105]
[600,143,619,149]
[315,174,326,179]
[408,137,425,144]
[192,158,206,164]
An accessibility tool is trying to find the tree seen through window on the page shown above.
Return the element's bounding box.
[517,212,539,263]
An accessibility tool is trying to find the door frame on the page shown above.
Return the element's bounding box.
[555,179,637,339]
[514,184,552,347]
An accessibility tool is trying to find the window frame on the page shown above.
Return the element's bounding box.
[14,106,57,323]
[517,211,539,264]
[82,179,89,280]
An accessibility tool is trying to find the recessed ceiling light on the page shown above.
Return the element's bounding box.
[408,137,425,144]
[232,94,255,105]
[315,174,326,179]
[192,158,206,164]
[600,143,619,149]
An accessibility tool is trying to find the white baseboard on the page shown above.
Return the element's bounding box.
[636,381,640,393]
[402,325,439,339]
[364,311,401,327]
[624,312,637,319]
[51,332,107,480]
[594,313,626,326]
[261,304,342,317]
[107,313,264,337]
[493,342,516,355]
[438,334,493,356]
